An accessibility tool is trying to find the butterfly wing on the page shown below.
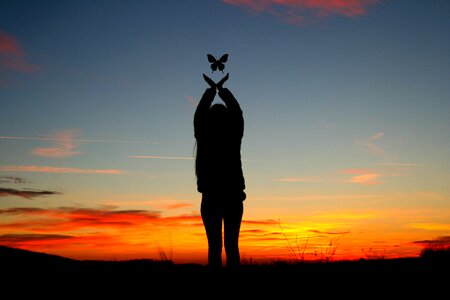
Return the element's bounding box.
[207,54,217,63]
[218,62,225,72]
[210,62,218,72]
[219,54,228,63]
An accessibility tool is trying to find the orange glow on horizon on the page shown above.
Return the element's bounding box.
[0,205,441,263]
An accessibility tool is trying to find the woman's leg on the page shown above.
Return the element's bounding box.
[223,201,243,269]
[201,198,223,269]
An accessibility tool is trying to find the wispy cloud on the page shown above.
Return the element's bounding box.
[407,223,450,231]
[355,131,386,157]
[275,176,339,183]
[0,206,282,261]
[413,236,450,247]
[308,229,351,235]
[350,173,380,185]
[0,207,163,231]
[100,199,192,210]
[0,135,182,145]
[0,176,29,184]
[0,30,39,73]
[276,177,309,183]
[187,96,198,107]
[340,162,419,186]
[0,233,72,243]
[370,161,421,179]
[31,129,82,158]
[0,207,277,233]
[341,169,381,185]
[0,188,61,199]
[370,132,385,141]
[276,168,390,185]
[165,203,195,210]
[370,162,422,167]
[223,0,379,25]
[0,165,125,175]
[129,156,307,165]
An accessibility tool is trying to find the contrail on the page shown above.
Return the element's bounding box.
[243,159,305,164]
[128,155,304,164]
[128,155,194,160]
[0,136,184,145]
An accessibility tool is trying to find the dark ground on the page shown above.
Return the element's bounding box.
[1,245,447,296]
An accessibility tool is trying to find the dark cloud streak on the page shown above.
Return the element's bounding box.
[0,176,29,184]
[414,236,450,247]
[0,188,61,199]
[308,229,351,235]
[0,233,72,243]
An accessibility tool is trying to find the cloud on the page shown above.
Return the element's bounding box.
[413,236,450,247]
[0,233,73,243]
[0,207,205,229]
[0,207,164,231]
[0,176,29,184]
[367,132,384,142]
[0,135,182,145]
[0,30,39,73]
[243,219,279,225]
[0,188,61,199]
[408,223,450,231]
[130,156,308,165]
[341,169,382,185]
[275,176,338,183]
[355,131,386,157]
[341,162,419,185]
[0,165,125,175]
[31,129,82,158]
[0,207,43,214]
[370,162,422,167]
[223,0,379,25]
[275,177,308,183]
[350,173,380,185]
[165,203,195,210]
[101,199,196,212]
[308,229,351,235]
[187,96,198,107]
[0,206,287,261]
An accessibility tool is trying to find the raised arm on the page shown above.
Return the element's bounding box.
[218,88,242,114]
[194,87,216,140]
[218,87,244,139]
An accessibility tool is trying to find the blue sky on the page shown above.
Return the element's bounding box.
[0,0,449,262]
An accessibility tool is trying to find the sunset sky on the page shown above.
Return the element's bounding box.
[1,0,449,264]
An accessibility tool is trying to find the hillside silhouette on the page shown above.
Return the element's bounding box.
[1,245,447,295]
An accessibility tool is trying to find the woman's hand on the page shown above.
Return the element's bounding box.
[203,73,229,91]
[216,73,229,91]
[203,74,216,89]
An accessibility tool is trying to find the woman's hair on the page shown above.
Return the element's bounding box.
[194,103,228,179]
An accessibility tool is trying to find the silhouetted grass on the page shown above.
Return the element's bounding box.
[278,219,346,263]
[1,245,447,295]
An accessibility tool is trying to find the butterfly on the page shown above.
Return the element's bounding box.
[207,54,228,73]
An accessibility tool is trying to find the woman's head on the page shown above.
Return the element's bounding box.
[209,103,228,115]
[208,103,228,126]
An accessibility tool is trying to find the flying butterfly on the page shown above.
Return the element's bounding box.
[207,53,228,73]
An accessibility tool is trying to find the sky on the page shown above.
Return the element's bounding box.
[0,0,449,264]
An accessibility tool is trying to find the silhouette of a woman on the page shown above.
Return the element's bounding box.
[194,75,246,270]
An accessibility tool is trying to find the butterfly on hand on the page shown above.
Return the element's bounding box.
[207,54,228,73]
